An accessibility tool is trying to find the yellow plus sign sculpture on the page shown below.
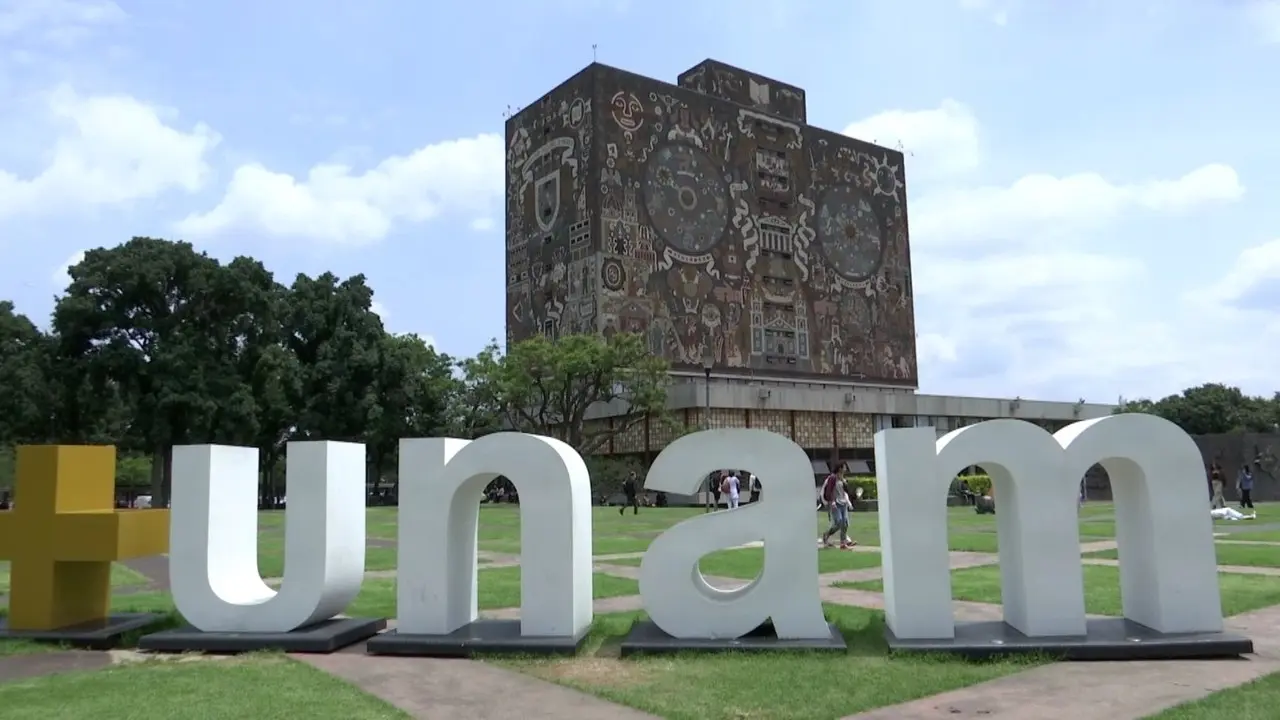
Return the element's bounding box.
[0,446,169,631]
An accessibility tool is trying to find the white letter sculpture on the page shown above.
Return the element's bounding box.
[877,414,1223,644]
[374,432,593,651]
[166,441,369,633]
[636,429,832,641]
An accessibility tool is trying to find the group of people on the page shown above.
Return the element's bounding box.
[1208,462,1256,511]
[708,469,761,509]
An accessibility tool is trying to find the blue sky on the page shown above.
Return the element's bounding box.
[2,0,1277,404]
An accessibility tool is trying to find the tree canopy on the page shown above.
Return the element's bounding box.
[0,237,677,500]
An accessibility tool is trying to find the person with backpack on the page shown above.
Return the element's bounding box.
[831,477,855,549]
[819,470,843,547]
[722,470,741,509]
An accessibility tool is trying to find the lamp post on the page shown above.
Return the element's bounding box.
[702,348,714,513]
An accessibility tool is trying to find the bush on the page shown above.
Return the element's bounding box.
[953,474,992,497]
[844,474,878,500]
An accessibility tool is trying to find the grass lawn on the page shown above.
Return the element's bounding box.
[90,567,641,621]
[0,561,149,594]
[502,606,1042,720]
[1221,530,1280,543]
[839,565,1280,617]
[0,654,409,719]
[1086,543,1280,569]
[1148,670,1280,719]
[344,570,640,616]
[254,541,398,579]
[605,546,882,578]
[252,504,1127,567]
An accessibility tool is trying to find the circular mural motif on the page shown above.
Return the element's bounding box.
[816,186,884,281]
[601,258,626,292]
[642,144,730,255]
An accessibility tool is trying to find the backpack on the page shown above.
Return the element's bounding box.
[821,475,838,503]
[720,477,731,494]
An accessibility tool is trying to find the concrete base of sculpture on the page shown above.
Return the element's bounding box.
[138,617,385,654]
[886,619,1253,661]
[619,620,847,657]
[0,613,166,650]
[974,496,995,514]
[365,619,588,657]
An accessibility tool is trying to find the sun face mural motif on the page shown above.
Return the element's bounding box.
[642,144,730,255]
[610,91,645,134]
[867,153,904,202]
[817,186,884,282]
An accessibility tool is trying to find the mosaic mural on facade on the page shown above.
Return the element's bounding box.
[506,62,918,386]
[504,72,598,347]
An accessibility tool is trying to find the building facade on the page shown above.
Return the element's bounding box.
[505,59,917,386]
[505,59,1113,463]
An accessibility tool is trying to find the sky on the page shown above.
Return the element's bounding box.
[1,0,1278,406]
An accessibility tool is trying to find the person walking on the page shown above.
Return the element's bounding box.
[832,477,855,549]
[723,470,741,509]
[620,471,640,516]
[1210,462,1226,509]
[749,474,761,504]
[1238,464,1256,510]
[710,470,723,508]
[819,470,842,547]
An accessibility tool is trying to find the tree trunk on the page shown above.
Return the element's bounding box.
[149,450,163,504]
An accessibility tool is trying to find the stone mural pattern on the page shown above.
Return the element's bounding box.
[505,64,918,385]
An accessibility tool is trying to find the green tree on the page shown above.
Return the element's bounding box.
[282,272,385,483]
[475,332,672,454]
[0,301,55,443]
[449,342,505,439]
[52,238,276,504]
[367,333,456,493]
[1120,383,1277,435]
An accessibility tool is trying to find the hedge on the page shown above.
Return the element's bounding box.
[842,474,993,501]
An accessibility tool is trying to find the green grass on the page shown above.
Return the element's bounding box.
[1086,543,1280,569]
[254,543,398,579]
[90,567,640,621]
[345,570,639,616]
[0,561,149,594]
[249,504,1126,566]
[604,546,882,578]
[1220,530,1280,543]
[840,565,1280,617]
[1148,670,1280,719]
[502,606,1043,720]
[0,654,409,719]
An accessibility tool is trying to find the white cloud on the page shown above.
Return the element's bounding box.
[911,163,1244,249]
[843,100,981,181]
[0,86,219,220]
[895,97,1248,401]
[176,134,504,246]
[469,217,495,232]
[0,0,125,44]
[369,300,388,320]
[51,248,84,285]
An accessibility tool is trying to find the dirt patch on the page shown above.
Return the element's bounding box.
[525,656,656,689]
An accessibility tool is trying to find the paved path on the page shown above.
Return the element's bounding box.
[0,650,112,683]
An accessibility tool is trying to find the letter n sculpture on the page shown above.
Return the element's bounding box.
[0,445,170,647]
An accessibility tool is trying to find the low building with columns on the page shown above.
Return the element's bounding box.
[587,374,1116,469]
